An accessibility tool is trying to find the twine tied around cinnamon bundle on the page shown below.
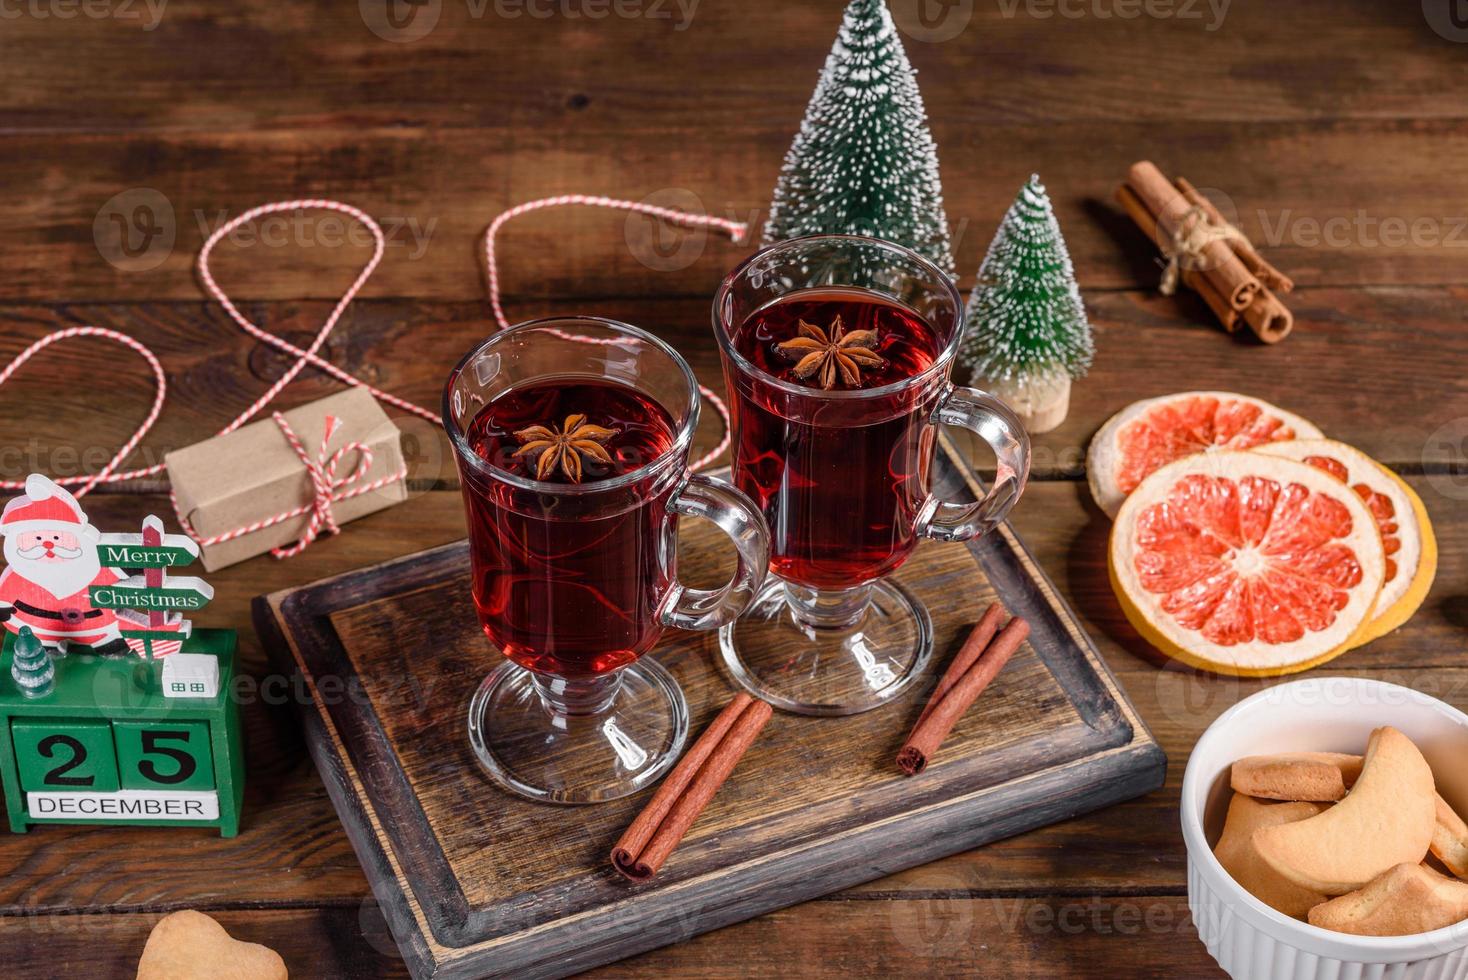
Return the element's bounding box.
[1158,205,1252,298]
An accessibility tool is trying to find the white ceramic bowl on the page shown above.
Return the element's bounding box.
[1182,676,1468,980]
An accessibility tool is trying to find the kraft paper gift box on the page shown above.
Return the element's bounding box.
[165,388,408,571]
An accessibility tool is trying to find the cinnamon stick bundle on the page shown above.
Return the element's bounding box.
[897,607,1030,776]
[1175,176,1294,293]
[1117,161,1294,344]
[612,693,773,881]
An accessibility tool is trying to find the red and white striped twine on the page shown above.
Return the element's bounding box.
[0,326,169,496]
[482,194,746,471]
[0,195,746,556]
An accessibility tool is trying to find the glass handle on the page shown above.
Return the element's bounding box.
[660,474,770,632]
[915,385,1032,543]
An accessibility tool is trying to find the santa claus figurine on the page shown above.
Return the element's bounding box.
[0,474,129,656]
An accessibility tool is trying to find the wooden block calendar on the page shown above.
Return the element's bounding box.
[0,629,244,836]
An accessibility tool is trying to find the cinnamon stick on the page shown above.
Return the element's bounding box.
[1127,161,1259,311]
[1242,287,1294,344]
[1115,184,1238,331]
[612,692,773,881]
[913,602,1006,730]
[1175,176,1294,294]
[897,615,1030,776]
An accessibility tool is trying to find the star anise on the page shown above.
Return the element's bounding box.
[512,414,616,483]
[774,316,885,390]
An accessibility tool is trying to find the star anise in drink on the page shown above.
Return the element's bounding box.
[774,316,885,390]
[512,414,616,483]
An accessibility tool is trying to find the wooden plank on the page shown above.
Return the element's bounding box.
[0,906,408,979]
[0,895,1221,979]
[0,469,1454,914]
[593,894,1218,979]
[1,287,1463,485]
[0,0,1457,134]
[3,120,1468,303]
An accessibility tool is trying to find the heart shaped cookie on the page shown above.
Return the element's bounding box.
[136,910,287,980]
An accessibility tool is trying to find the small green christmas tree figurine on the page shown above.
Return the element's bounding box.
[762,0,954,275]
[959,174,1093,433]
[10,627,54,700]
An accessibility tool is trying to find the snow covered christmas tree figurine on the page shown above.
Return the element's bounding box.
[959,175,1094,434]
[9,627,53,699]
[762,0,955,275]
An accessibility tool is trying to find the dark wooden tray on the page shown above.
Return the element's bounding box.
[252,439,1166,980]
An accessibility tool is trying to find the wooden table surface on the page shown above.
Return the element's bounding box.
[1,1,1465,976]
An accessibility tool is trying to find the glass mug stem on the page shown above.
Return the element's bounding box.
[915,384,1033,542]
[783,582,874,631]
[528,671,624,717]
[660,474,771,632]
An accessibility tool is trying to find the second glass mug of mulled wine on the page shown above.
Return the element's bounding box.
[444,317,770,804]
[712,235,1032,716]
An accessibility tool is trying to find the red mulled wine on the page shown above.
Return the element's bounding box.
[460,378,678,676]
[725,287,944,589]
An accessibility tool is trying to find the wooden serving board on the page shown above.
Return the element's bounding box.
[252,441,1166,980]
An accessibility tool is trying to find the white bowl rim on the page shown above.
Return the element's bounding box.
[1180,675,1468,960]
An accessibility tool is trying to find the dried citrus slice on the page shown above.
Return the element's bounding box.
[1253,439,1436,645]
[1088,391,1322,517]
[1109,451,1385,676]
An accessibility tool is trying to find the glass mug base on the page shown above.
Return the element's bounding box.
[467,659,690,804]
[717,578,934,716]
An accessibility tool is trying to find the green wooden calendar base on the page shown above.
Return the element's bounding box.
[0,629,243,836]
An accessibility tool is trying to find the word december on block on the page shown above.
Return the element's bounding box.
[0,629,243,836]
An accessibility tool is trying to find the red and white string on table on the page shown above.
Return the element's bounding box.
[0,195,748,556]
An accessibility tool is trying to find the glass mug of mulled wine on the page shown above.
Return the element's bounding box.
[712,235,1031,715]
[444,318,770,804]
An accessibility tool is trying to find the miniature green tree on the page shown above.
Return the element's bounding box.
[959,175,1093,432]
[10,627,54,699]
[762,0,954,275]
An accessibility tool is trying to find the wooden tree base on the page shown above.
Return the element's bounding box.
[982,372,1072,434]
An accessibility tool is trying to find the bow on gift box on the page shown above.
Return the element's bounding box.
[171,413,406,560]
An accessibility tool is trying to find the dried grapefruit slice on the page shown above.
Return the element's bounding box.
[1088,391,1322,517]
[1109,451,1385,676]
[1253,439,1436,645]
